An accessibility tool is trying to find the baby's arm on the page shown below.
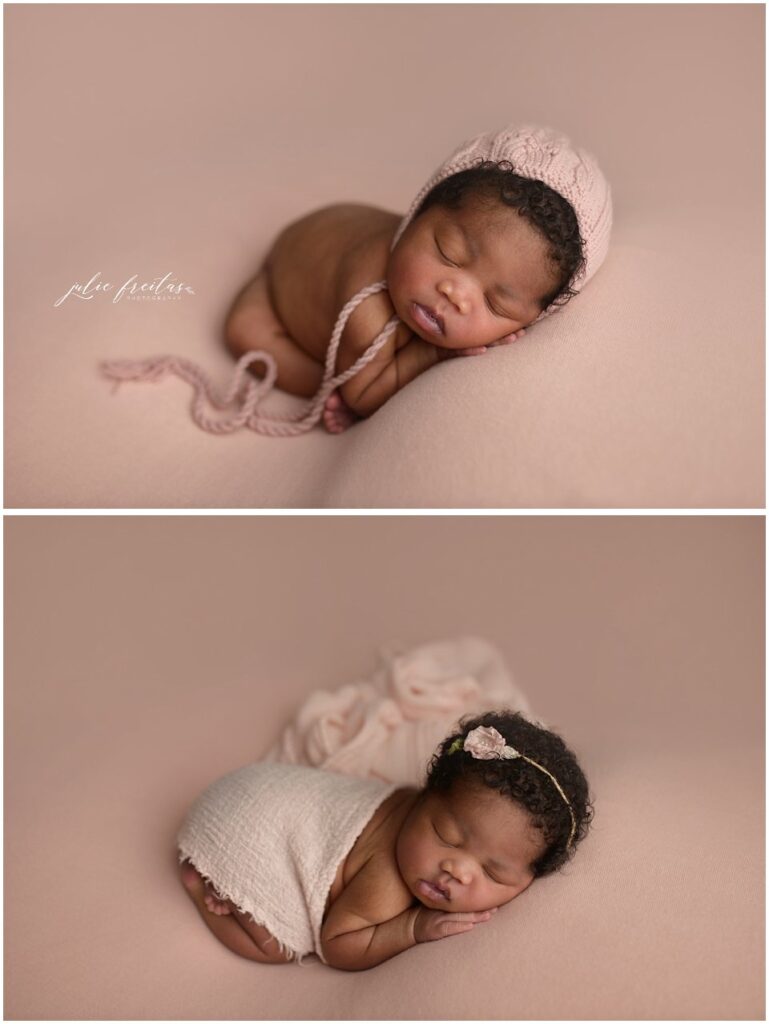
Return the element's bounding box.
[330,277,438,418]
[338,330,526,420]
[339,332,442,419]
[321,857,496,971]
[323,903,418,971]
[333,291,526,419]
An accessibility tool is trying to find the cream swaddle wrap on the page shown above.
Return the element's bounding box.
[177,762,397,964]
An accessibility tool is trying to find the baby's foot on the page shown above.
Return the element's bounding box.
[322,390,360,434]
[201,884,234,917]
[204,893,233,915]
[180,861,234,915]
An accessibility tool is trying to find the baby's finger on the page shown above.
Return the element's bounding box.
[442,920,477,936]
[449,909,495,923]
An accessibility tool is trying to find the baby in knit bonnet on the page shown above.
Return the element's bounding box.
[178,710,593,969]
[224,123,612,433]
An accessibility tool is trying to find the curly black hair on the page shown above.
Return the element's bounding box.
[414,159,586,313]
[424,709,594,877]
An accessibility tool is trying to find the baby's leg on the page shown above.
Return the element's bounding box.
[179,861,291,964]
[224,264,324,399]
[229,907,295,961]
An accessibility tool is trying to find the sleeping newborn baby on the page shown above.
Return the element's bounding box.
[178,711,593,970]
[223,122,613,433]
[102,124,611,435]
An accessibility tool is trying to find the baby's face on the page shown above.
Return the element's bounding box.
[387,196,559,350]
[395,779,546,914]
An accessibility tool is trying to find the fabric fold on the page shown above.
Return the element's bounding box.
[263,636,541,786]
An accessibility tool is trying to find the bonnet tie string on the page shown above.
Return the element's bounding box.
[100,279,397,438]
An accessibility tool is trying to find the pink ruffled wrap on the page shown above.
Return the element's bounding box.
[262,636,543,786]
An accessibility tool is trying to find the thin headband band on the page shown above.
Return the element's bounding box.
[448,726,577,849]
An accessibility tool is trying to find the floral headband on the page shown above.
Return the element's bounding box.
[448,725,577,849]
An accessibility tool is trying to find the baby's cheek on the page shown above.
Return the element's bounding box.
[495,886,522,908]
[385,257,412,307]
[387,244,430,295]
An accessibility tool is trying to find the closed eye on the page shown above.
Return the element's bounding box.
[485,297,510,319]
[432,823,456,846]
[483,866,502,883]
[435,239,458,267]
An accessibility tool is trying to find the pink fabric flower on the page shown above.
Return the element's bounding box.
[463,726,519,760]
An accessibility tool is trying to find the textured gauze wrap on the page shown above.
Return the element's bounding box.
[177,762,397,963]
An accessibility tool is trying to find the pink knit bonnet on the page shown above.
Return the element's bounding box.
[390,123,613,322]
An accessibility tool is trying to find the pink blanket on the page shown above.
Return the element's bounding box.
[262,636,540,786]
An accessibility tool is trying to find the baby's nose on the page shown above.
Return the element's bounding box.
[441,859,473,885]
[439,281,469,314]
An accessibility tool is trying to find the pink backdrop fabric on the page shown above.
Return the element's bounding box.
[4,4,765,508]
[5,516,764,1019]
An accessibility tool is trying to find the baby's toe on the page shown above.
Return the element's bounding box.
[323,408,344,434]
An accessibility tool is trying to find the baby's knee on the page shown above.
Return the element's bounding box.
[179,859,204,894]
[223,300,270,361]
[223,306,250,358]
[222,269,275,358]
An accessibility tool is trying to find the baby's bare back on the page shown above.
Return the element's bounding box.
[266,203,402,363]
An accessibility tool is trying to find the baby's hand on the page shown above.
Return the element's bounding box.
[413,905,498,942]
[490,327,526,348]
[440,329,526,359]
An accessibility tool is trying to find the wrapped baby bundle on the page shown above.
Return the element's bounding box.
[177,637,538,964]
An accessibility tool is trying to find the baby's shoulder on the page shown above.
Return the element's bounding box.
[329,211,412,371]
[333,207,400,301]
[326,787,417,916]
